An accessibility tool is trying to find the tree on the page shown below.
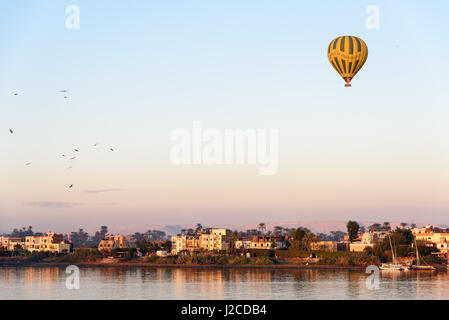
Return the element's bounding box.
[10,226,35,237]
[391,227,413,245]
[94,226,108,241]
[258,223,266,234]
[273,226,283,236]
[290,227,310,250]
[303,232,317,253]
[246,229,260,236]
[195,223,203,233]
[137,239,150,254]
[70,228,89,248]
[164,240,172,252]
[14,244,25,256]
[330,231,345,241]
[346,221,360,243]
[369,223,381,232]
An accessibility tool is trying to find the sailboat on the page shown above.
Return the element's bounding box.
[410,238,436,271]
[380,234,407,271]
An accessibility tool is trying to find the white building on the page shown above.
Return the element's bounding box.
[350,233,374,252]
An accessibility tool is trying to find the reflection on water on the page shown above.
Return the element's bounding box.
[1,267,448,300]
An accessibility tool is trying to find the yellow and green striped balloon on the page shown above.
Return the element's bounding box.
[327,36,368,87]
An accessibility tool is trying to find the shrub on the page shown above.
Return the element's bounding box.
[247,249,274,258]
[276,250,309,259]
[228,256,250,265]
[318,252,379,267]
[26,252,50,262]
[250,256,276,265]
[414,255,446,265]
[57,249,102,263]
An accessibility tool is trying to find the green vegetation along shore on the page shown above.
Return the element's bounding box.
[1,248,447,270]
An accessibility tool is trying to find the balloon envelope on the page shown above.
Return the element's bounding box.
[328,36,368,87]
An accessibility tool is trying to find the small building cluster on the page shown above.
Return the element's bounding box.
[348,230,389,252]
[2,224,448,261]
[98,235,129,252]
[0,232,71,253]
[171,229,289,254]
[171,229,230,254]
[412,225,449,256]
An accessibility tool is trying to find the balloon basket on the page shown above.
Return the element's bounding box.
[345,84,352,87]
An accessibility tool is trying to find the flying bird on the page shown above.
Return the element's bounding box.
[25,163,31,166]
[69,184,73,188]
[62,154,66,157]
[60,90,68,93]
[74,149,79,152]
[14,93,18,96]
[70,157,76,160]
[93,143,98,146]
[9,129,13,134]
[67,166,73,169]
[110,148,114,151]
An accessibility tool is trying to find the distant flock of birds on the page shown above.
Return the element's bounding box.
[8,91,115,189]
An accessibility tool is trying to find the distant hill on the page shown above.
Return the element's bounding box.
[111,221,449,236]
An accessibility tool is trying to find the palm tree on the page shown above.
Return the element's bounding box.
[258,223,266,234]
[303,232,317,253]
[273,226,283,236]
[195,223,203,233]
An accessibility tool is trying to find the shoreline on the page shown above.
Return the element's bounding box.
[1,262,447,271]
[0,261,367,270]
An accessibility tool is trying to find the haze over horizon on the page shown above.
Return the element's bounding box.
[2,1,449,232]
[2,212,448,236]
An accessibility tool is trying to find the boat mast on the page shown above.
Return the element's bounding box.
[388,234,397,265]
[414,237,420,266]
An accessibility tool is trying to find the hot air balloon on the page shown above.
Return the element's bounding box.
[327,36,368,87]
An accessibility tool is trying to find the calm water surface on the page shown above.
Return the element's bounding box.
[1,267,448,300]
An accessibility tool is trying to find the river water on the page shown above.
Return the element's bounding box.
[0,266,448,300]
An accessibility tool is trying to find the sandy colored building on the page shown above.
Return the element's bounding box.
[171,229,231,254]
[412,227,449,254]
[171,235,187,254]
[1,233,70,253]
[250,236,286,249]
[25,233,70,253]
[349,233,374,252]
[199,229,230,251]
[310,241,349,252]
[0,237,24,251]
[234,239,252,250]
[98,235,129,252]
[171,234,200,254]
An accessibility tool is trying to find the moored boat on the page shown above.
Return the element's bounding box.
[380,263,407,271]
[380,234,407,271]
[410,265,435,271]
[410,238,435,271]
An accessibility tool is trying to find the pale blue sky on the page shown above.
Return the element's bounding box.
[1,1,449,232]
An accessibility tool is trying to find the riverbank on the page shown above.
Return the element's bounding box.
[0,258,366,270]
[2,254,447,271]
[1,259,448,271]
